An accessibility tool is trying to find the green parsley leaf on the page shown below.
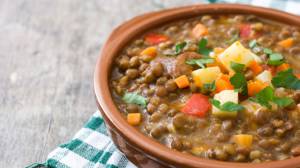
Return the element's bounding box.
[263,48,273,55]
[198,38,208,48]
[273,97,294,107]
[210,99,245,112]
[202,81,216,93]
[272,68,300,90]
[175,41,187,55]
[249,86,274,109]
[198,38,212,56]
[249,40,257,48]
[267,53,284,66]
[122,92,147,107]
[230,72,248,95]
[250,86,295,108]
[230,62,245,73]
[185,58,214,69]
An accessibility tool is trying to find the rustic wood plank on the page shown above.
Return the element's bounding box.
[0,0,199,167]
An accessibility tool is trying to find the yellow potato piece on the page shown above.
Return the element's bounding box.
[212,90,239,118]
[255,70,272,85]
[218,41,261,73]
[192,66,221,87]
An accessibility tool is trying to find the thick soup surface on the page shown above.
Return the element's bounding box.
[110,15,300,162]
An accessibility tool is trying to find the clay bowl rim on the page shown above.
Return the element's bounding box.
[94,4,300,168]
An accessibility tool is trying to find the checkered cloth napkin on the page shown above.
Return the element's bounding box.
[26,1,300,168]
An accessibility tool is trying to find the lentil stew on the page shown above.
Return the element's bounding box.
[109,14,300,163]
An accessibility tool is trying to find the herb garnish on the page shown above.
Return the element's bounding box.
[230,72,248,95]
[248,39,261,53]
[272,69,300,90]
[202,81,216,93]
[249,40,257,48]
[267,53,284,66]
[122,92,147,107]
[185,58,214,69]
[249,86,294,108]
[175,41,187,55]
[210,99,245,112]
[198,38,212,56]
[260,46,284,66]
[263,48,273,55]
[230,61,245,73]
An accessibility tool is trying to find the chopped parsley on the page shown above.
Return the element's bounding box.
[202,81,216,93]
[185,58,214,69]
[263,48,273,55]
[122,92,147,107]
[267,53,284,66]
[210,99,245,112]
[230,72,248,95]
[249,86,274,109]
[175,41,187,55]
[249,86,294,108]
[248,39,261,53]
[230,61,245,73]
[272,68,300,90]
[273,97,295,107]
[198,38,212,56]
[249,40,257,48]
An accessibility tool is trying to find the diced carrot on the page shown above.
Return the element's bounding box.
[181,93,211,118]
[144,33,169,45]
[276,63,290,72]
[234,134,253,148]
[175,75,190,89]
[248,60,263,75]
[127,113,141,126]
[296,74,300,79]
[215,74,234,93]
[140,46,157,57]
[247,80,268,96]
[278,38,294,48]
[192,23,208,39]
[206,62,218,67]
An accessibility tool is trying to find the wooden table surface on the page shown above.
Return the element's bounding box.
[0,0,202,167]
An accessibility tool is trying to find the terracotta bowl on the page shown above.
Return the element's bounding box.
[94,4,300,168]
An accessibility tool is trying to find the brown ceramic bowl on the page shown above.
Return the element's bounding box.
[94,4,300,168]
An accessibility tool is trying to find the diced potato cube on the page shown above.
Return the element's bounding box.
[192,66,221,87]
[234,134,253,148]
[218,41,262,72]
[255,70,272,85]
[212,90,238,118]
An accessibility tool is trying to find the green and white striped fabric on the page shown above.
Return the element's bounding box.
[27,1,300,168]
[27,112,136,168]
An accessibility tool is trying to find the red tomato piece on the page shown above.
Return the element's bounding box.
[181,93,211,118]
[144,33,169,45]
[239,24,251,39]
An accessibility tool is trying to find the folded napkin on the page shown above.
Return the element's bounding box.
[27,112,135,168]
[27,1,300,168]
